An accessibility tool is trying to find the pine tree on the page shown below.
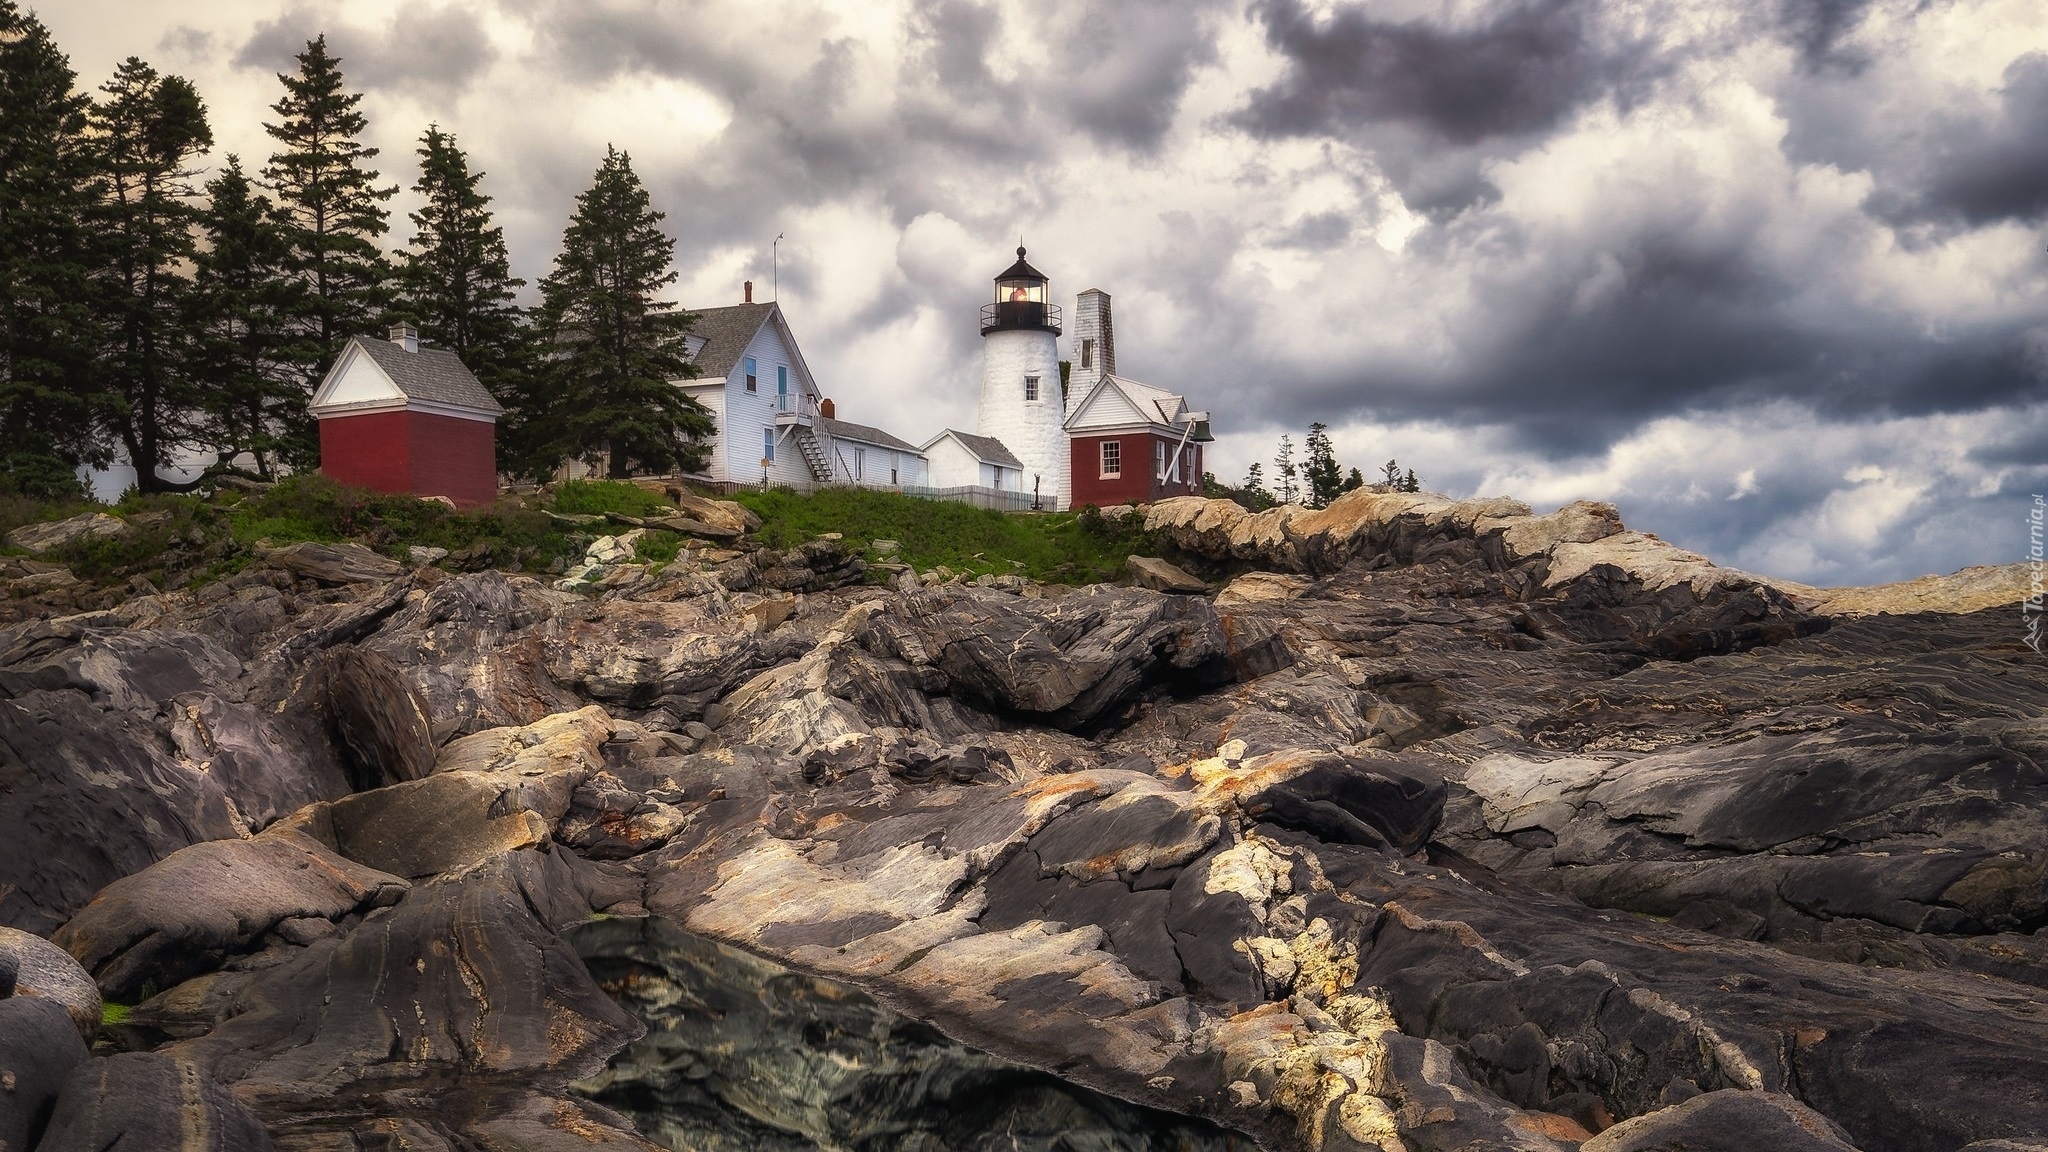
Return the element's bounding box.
[189,156,316,479]
[400,125,524,367]
[1343,466,1364,493]
[87,57,213,492]
[1381,458,1402,488]
[1403,468,1420,493]
[1243,461,1270,508]
[1274,434,1299,506]
[0,3,103,495]
[261,35,393,406]
[1302,421,1343,509]
[531,146,710,478]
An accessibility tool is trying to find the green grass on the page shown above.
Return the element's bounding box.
[101,1002,131,1026]
[549,479,673,519]
[632,531,685,566]
[732,487,1157,584]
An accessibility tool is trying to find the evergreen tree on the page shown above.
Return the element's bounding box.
[1273,434,1299,506]
[1403,467,1420,493]
[531,145,710,478]
[1302,421,1342,509]
[1343,466,1364,493]
[261,34,393,417]
[400,125,524,367]
[0,3,102,495]
[189,156,315,479]
[1381,458,1402,488]
[1242,461,1273,510]
[87,57,213,491]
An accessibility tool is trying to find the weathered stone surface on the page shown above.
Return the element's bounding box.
[36,1051,277,1152]
[0,997,88,1152]
[258,540,405,584]
[4,511,128,554]
[319,643,435,790]
[1581,1089,1864,1151]
[321,768,578,878]
[1128,554,1209,593]
[53,827,407,1001]
[0,925,98,1039]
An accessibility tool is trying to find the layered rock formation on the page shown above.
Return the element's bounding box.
[0,487,2041,1152]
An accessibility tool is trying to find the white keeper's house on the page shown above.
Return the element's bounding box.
[676,286,927,490]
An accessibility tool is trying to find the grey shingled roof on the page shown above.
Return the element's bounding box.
[351,336,503,414]
[815,415,920,454]
[937,429,1023,469]
[684,303,776,380]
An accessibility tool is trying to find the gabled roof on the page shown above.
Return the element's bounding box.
[330,336,502,415]
[683,302,777,380]
[922,429,1023,469]
[1065,374,1189,433]
[815,415,920,455]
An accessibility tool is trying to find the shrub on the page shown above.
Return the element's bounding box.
[550,480,672,519]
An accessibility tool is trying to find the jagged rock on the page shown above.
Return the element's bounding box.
[1580,1089,1863,1151]
[53,827,408,1001]
[1128,554,1209,593]
[0,997,88,1152]
[408,544,449,565]
[258,540,405,584]
[649,515,742,540]
[319,643,435,790]
[4,511,128,554]
[36,1051,277,1152]
[0,926,99,1039]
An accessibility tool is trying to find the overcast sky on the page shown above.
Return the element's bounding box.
[40,0,2048,586]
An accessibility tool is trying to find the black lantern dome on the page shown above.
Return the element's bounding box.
[981,246,1062,336]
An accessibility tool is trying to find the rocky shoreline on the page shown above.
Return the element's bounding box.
[0,486,2042,1151]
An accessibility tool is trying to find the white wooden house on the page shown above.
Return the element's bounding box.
[677,297,927,489]
[922,429,1025,492]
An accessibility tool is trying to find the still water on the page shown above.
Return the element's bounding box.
[568,916,1252,1152]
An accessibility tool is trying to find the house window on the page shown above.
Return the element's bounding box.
[1080,339,1093,369]
[1024,375,1040,401]
[891,466,898,485]
[1100,440,1121,477]
[1155,440,1167,480]
[853,446,866,481]
[745,357,757,392]
[762,426,775,463]
[777,365,788,396]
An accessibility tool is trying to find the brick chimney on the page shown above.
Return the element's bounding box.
[389,323,419,354]
[744,280,753,304]
[819,397,836,419]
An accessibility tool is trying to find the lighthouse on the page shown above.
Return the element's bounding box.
[975,247,1068,510]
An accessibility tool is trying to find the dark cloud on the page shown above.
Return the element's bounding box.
[234,1,498,97]
[1776,0,1879,72]
[1915,52,2048,225]
[1045,0,1225,151]
[1235,0,1664,146]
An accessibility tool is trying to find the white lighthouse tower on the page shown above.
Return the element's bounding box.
[975,247,1068,510]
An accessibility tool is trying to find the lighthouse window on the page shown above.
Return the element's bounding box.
[1080,339,1094,369]
[1024,375,1040,401]
[1101,440,1121,477]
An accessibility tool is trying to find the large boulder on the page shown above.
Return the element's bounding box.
[1581,1090,1864,1151]
[53,828,409,1001]
[0,997,88,1152]
[0,926,98,1039]
[35,1052,276,1152]
[318,643,435,790]
[4,511,128,554]
[258,540,405,585]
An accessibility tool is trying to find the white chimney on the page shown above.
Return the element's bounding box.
[389,323,419,354]
[1070,289,1114,415]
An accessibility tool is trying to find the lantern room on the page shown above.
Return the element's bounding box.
[980,246,1063,336]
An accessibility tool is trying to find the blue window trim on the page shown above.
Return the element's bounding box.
[745,357,758,392]
[762,426,775,463]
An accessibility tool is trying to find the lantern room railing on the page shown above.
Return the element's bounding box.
[980,300,1062,336]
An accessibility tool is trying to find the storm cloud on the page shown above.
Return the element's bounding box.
[41,0,2048,584]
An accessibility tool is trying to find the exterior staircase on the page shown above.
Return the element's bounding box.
[793,427,831,483]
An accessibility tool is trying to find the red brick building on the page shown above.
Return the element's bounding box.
[1063,374,1212,508]
[309,325,503,507]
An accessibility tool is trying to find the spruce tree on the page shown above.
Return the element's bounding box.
[0,3,102,495]
[189,156,315,479]
[400,123,531,465]
[88,57,213,491]
[1243,461,1272,510]
[532,146,710,478]
[1343,466,1365,493]
[261,35,392,403]
[1273,434,1299,506]
[1302,421,1342,509]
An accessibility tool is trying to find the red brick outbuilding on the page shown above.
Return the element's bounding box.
[309,325,503,507]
